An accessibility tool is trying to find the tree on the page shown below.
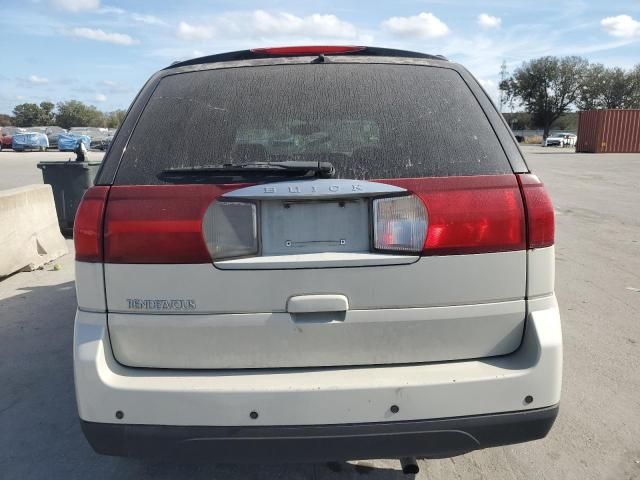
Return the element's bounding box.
[104,109,126,129]
[55,100,104,129]
[12,103,42,127]
[500,56,589,138]
[578,64,633,110]
[628,64,640,109]
[0,114,13,127]
[498,60,508,113]
[11,101,56,126]
[39,101,55,124]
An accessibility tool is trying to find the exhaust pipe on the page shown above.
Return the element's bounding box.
[400,457,419,475]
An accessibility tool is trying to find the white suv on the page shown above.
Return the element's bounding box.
[73,46,561,462]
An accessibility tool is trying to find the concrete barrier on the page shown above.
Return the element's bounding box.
[0,185,68,277]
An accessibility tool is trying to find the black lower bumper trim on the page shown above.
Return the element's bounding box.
[81,405,558,461]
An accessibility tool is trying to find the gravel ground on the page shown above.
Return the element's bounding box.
[0,145,639,479]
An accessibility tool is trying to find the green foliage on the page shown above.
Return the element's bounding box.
[13,103,41,127]
[501,57,640,137]
[578,65,636,110]
[7,100,126,129]
[502,112,533,130]
[104,110,126,129]
[55,100,105,129]
[0,114,12,127]
[500,56,589,137]
[627,65,640,109]
[503,112,578,132]
[40,101,55,122]
[12,101,57,126]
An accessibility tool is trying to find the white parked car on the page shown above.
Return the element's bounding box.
[73,46,561,468]
[543,132,576,147]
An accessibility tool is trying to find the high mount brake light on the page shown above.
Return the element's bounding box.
[250,46,366,56]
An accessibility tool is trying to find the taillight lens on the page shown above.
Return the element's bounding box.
[74,186,109,262]
[379,175,526,255]
[202,201,258,260]
[104,185,231,263]
[517,174,555,248]
[373,195,427,253]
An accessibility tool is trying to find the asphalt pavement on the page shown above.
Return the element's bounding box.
[0,150,105,190]
[0,145,639,479]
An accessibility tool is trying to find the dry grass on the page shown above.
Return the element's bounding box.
[524,135,543,144]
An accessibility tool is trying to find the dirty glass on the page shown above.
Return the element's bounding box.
[115,63,511,184]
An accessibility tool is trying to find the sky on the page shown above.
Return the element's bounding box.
[1,0,640,115]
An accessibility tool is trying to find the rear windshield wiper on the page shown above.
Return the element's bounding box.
[161,161,335,178]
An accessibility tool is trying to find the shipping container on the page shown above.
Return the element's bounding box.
[576,109,640,153]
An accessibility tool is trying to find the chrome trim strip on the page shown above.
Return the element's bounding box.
[222,179,406,200]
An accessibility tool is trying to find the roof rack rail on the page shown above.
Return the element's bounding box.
[165,46,448,70]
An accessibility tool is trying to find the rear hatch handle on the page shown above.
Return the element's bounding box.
[286,294,349,313]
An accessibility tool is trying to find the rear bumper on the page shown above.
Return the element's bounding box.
[81,405,558,460]
[74,295,561,458]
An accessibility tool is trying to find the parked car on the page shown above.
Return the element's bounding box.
[27,126,48,134]
[558,132,577,147]
[0,126,25,151]
[69,127,111,150]
[57,133,90,151]
[45,126,67,149]
[73,46,561,466]
[92,134,113,151]
[543,132,576,147]
[543,134,563,147]
[89,132,112,150]
[12,131,49,151]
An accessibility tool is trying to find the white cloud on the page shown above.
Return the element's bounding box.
[97,5,124,14]
[382,12,449,38]
[478,13,501,29]
[601,15,640,39]
[177,10,358,42]
[177,21,214,41]
[93,6,166,26]
[28,75,49,84]
[68,27,138,45]
[477,78,500,104]
[50,0,99,12]
[95,93,107,102]
[478,78,496,89]
[99,80,132,94]
[251,10,357,38]
[132,13,167,26]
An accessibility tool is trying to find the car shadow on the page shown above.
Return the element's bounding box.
[0,280,414,479]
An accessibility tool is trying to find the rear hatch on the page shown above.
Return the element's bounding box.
[100,58,530,369]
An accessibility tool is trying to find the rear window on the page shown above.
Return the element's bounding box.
[115,63,511,185]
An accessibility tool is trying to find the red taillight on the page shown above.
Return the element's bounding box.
[74,186,109,262]
[380,175,527,255]
[251,45,366,56]
[517,174,555,248]
[103,185,236,263]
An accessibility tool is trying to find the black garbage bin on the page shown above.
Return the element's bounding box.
[37,160,102,236]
